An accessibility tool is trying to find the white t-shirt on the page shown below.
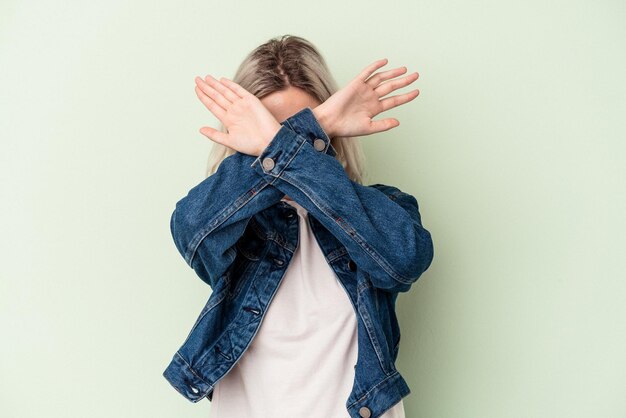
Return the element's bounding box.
[210,197,405,418]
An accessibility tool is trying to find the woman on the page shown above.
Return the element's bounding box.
[163,35,434,418]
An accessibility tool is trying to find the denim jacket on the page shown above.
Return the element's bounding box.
[163,107,434,418]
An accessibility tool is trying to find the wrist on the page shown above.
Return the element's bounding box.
[312,105,334,138]
[257,121,282,156]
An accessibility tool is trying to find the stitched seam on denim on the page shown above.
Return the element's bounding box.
[357,300,391,375]
[277,173,412,284]
[284,117,298,134]
[327,142,337,157]
[327,246,349,262]
[202,254,269,357]
[284,109,312,138]
[305,107,333,152]
[229,260,257,300]
[272,234,298,254]
[347,370,401,408]
[263,130,306,179]
[185,179,271,267]
[174,351,212,387]
[178,288,229,348]
[308,109,334,155]
[286,107,333,154]
[357,279,372,294]
[334,246,349,258]
[165,376,201,401]
[201,257,286,386]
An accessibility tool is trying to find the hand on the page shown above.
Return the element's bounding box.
[194,74,282,156]
[313,58,420,138]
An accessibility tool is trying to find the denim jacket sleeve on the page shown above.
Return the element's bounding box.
[169,114,336,290]
[169,151,284,289]
[250,107,434,293]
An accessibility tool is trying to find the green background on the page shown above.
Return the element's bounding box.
[1,0,624,417]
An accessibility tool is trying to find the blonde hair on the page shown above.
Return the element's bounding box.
[205,34,367,184]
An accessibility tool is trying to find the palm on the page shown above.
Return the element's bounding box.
[218,100,278,155]
[320,58,420,138]
[324,79,386,137]
[194,75,281,156]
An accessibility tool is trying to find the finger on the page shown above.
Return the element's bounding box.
[375,72,419,98]
[199,125,230,146]
[204,74,240,103]
[194,85,226,121]
[365,66,409,88]
[369,117,400,134]
[356,58,389,82]
[219,77,251,99]
[379,89,420,112]
[195,76,231,111]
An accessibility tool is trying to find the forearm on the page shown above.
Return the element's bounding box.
[249,108,433,292]
[173,106,337,289]
[170,151,285,289]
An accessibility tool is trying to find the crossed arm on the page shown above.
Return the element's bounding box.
[170,106,433,294]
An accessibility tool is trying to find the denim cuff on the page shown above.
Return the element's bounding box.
[250,124,308,180]
[163,351,212,403]
[281,106,336,157]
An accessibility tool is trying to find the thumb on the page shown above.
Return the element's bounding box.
[369,118,400,133]
[199,126,228,145]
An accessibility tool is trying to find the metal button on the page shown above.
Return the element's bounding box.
[190,386,199,394]
[359,406,371,418]
[313,138,326,151]
[262,157,275,171]
[274,258,284,266]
